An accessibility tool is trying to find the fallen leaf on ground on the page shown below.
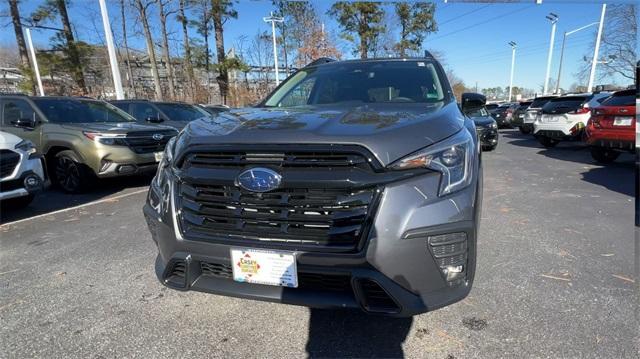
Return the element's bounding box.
[540,274,571,282]
[612,274,634,283]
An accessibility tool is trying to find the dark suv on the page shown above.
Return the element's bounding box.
[110,100,211,130]
[143,57,483,316]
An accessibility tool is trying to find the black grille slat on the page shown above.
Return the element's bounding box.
[184,151,368,169]
[179,182,376,249]
[0,150,20,178]
[124,130,176,154]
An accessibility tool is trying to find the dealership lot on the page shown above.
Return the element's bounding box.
[0,130,636,358]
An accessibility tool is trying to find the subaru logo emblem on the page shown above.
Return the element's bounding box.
[236,168,282,193]
[152,133,163,141]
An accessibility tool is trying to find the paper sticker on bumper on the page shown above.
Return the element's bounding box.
[231,248,298,287]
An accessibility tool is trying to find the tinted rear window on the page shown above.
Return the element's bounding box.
[601,91,635,106]
[542,97,590,114]
[154,103,209,121]
[530,97,556,108]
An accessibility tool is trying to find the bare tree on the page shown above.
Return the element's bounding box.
[177,0,195,99]
[119,0,136,97]
[158,0,177,99]
[210,0,237,104]
[8,0,36,94]
[578,4,636,84]
[133,0,163,100]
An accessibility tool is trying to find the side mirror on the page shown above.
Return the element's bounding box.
[11,117,37,128]
[145,116,164,123]
[461,93,487,115]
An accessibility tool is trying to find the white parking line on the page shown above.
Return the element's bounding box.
[0,188,149,228]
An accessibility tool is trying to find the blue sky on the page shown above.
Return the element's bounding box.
[1,0,631,92]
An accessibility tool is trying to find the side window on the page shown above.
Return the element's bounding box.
[279,77,316,107]
[2,99,35,126]
[112,102,130,113]
[132,103,160,121]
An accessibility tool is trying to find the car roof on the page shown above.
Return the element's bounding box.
[306,57,437,69]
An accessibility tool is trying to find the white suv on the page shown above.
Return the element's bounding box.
[0,131,46,208]
[533,93,611,147]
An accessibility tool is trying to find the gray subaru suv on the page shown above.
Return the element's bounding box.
[143,57,483,316]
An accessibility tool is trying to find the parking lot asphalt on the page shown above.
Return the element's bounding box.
[0,129,637,358]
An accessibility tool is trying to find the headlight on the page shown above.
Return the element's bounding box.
[489,122,498,129]
[83,131,128,146]
[14,140,37,155]
[389,129,475,196]
[153,136,176,188]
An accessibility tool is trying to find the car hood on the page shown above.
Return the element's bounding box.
[60,122,176,134]
[471,116,495,127]
[138,119,190,132]
[0,131,23,147]
[178,102,464,166]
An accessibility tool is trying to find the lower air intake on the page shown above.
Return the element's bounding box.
[164,260,187,288]
[359,279,400,313]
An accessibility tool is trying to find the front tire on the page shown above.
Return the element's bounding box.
[590,147,620,164]
[52,151,94,193]
[537,136,558,148]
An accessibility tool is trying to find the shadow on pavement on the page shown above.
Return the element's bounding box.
[579,162,634,197]
[305,309,412,358]
[0,175,151,224]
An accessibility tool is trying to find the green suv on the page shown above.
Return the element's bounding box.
[0,95,178,193]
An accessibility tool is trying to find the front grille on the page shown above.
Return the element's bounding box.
[359,279,399,313]
[124,130,175,154]
[199,260,352,293]
[200,261,232,278]
[182,150,370,169]
[179,183,378,251]
[0,149,20,178]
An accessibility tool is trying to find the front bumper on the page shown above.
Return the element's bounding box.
[0,152,46,201]
[144,171,481,317]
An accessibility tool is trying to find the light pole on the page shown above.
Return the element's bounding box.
[508,41,517,102]
[99,0,124,99]
[263,12,284,85]
[543,13,558,95]
[554,22,599,94]
[24,27,44,96]
[588,3,607,92]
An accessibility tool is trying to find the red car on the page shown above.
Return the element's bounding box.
[585,89,636,163]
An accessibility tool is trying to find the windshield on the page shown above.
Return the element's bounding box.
[264,61,447,107]
[466,107,489,117]
[155,103,210,121]
[32,98,135,123]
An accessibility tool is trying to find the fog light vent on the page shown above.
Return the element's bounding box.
[428,232,468,286]
[164,259,187,289]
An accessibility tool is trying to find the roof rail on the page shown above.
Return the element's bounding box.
[423,50,435,59]
[306,57,335,67]
[0,92,29,96]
